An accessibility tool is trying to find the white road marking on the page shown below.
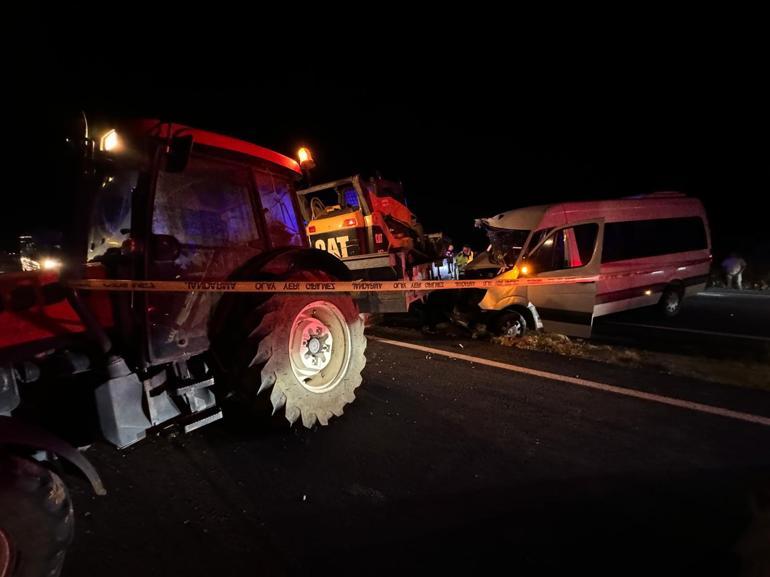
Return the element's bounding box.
[371,337,770,427]
[599,321,770,342]
[699,291,770,299]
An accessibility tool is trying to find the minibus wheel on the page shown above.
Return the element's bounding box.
[494,311,528,338]
[660,286,683,317]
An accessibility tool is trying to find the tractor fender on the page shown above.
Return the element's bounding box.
[208,248,354,340]
[231,247,353,282]
[0,416,106,496]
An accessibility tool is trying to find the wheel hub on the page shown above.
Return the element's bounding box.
[288,301,352,393]
[505,322,521,336]
[501,319,523,337]
[302,324,331,367]
[307,335,322,355]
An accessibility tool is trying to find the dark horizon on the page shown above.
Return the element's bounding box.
[5,11,768,263]
[3,12,770,577]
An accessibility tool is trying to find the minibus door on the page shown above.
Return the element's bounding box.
[523,220,603,338]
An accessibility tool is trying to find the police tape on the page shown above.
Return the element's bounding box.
[68,276,599,294]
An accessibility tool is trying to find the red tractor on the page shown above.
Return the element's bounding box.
[0,118,366,576]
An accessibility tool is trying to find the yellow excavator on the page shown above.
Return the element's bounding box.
[296,174,430,257]
[295,172,446,313]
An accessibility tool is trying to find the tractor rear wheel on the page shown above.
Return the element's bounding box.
[0,455,74,577]
[218,271,366,428]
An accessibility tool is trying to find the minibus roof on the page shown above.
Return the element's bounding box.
[482,192,705,231]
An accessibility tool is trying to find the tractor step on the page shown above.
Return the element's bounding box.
[175,377,215,396]
[182,408,223,433]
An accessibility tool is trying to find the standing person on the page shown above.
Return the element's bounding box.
[721,252,747,290]
[444,244,455,278]
[454,244,475,277]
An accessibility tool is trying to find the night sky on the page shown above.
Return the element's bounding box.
[6,9,768,265]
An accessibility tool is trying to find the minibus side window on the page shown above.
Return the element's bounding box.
[527,224,598,274]
[526,229,552,255]
[527,230,565,272]
[573,223,599,264]
[602,217,707,262]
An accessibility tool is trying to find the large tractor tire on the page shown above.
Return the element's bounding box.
[215,271,366,428]
[0,454,74,577]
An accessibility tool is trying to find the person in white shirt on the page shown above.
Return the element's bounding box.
[721,252,747,290]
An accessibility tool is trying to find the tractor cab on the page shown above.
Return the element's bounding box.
[78,120,308,366]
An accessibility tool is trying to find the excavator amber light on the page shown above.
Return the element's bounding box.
[343,218,357,227]
[297,147,316,170]
[520,266,529,275]
[100,129,121,152]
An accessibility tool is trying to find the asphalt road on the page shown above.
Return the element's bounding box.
[62,327,770,577]
[594,290,770,354]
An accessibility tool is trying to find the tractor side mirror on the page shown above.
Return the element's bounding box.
[151,234,181,262]
[163,135,194,173]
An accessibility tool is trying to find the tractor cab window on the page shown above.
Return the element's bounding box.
[148,152,265,363]
[253,170,303,247]
[152,153,263,278]
[88,168,136,260]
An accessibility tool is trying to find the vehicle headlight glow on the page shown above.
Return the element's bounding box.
[100,129,121,152]
[42,258,62,270]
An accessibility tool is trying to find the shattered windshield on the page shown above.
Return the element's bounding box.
[485,228,530,267]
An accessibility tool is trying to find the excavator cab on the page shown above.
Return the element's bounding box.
[295,174,448,315]
[296,174,422,261]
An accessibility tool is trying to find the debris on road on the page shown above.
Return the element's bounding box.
[493,333,770,390]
